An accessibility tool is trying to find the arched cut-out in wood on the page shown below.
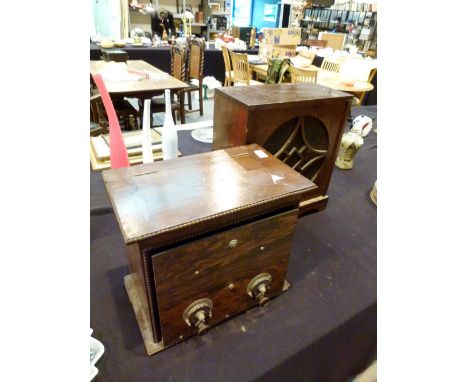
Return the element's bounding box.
[263,116,329,182]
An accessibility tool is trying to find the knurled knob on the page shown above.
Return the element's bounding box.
[247,273,272,307]
[196,321,210,336]
[257,292,270,307]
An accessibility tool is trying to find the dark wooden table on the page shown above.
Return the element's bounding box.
[90,42,377,105]
[90,60,188,97]
[90,59,189,122]
[90,42,259,85]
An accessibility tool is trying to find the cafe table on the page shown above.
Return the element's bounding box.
[248,62,374,97]
[248,55,268,81]
[90,60,189,123]
[316,67,374,93]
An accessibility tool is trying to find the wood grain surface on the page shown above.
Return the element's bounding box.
[151,209,298,347]
[90,60,189,97]
[214,82,351,110]
[103,144,316,244]
[212,86,352,214]
[248,65,374,93]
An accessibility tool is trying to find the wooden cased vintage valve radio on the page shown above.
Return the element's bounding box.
[103,145,316,355]
[212,84,353,215]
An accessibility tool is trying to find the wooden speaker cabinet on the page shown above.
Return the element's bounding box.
[103,145,316,355]
[212,83,353,215]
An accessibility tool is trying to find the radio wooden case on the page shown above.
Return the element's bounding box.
[212,84,353,215]
[103,145,316,355]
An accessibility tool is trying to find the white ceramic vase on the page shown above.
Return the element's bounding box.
[162,89,178,160]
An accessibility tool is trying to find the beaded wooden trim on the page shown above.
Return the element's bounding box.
[142,248,163,342]
[125,187,313,244]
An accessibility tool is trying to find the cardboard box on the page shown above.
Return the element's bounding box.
[263,28,301,46]
[259,43,297,59]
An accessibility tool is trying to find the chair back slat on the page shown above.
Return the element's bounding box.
[230,51,251,85]
[221,45,232,85]
[290,65,317,84]
[321,59,340,73]
[187,38,205,80]
[221,45,231,71]
[171,43,186,81]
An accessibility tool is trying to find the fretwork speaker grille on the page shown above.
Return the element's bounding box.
[263,116,329,182]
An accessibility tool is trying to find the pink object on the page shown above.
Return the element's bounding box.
[127,69,149,79]
[92,73,130,168]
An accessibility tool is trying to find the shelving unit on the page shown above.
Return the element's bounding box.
[301,6,377,56]
[171,15,208,37]
[124,1,233,40]
[127,0,152,36]
[172,18,207,28]
[203,0,231,40]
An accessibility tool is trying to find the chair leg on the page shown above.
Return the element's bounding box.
[91,103,100,123]
[199,86,203,116]
[132,114,138,130]
[179,90,185,124]
[180,107,185,124]
[128,115,133,130]
[188,91,192,110]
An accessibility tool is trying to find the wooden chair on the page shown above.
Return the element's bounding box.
[321,58,341,73]
[139,43,186,125]
[90,93,103,125]
[183,37,205,116]
[114,98,141,130]
[221,45,233,86]
[230,51,263,86]
[90,81,139,131]
[90,94,107,136]
[289,65,317,84]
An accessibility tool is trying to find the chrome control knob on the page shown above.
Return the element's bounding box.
[247,273,272,307]
[183,298,213,336]
[194,311,210,336]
